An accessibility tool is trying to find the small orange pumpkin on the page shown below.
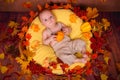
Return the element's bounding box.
[56,31,64,42]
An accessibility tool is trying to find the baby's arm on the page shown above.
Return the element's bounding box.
[42,30,56,45]
[61,23,71,35]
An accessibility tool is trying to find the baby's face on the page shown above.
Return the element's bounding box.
[39,10,56,28]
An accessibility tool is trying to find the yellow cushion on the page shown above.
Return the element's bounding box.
[27,9,92,74]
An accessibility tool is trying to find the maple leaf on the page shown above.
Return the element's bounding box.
[100,74,108,80]
[18,32,25,39]
[8,21,19,28]
[25,33,32,40]
[91,53,98,59]
[0,53,5,59]
[51,4,59,9]
[23,1,32,8]
[21,26,28,32]
[11,28,19,36]
[21,16,28,21]
[102,18,110,30]
[29,10,35,17]
[86,7,99,19]
[23,40,29,46]
[69,14,77,23]
[0,66,8,74]
[45,3,50,9]
[85,68,93,75]
[37,4,42,11]
[64,3,73,9]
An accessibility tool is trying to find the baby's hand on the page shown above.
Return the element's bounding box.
[62,27,71,35]
[49,35,57,42]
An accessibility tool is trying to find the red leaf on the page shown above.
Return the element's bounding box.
[21,16,28,21]
[85,68,93,75]
[26,33,32,40]
[91,53,98,59]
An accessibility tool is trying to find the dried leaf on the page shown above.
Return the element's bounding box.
[0,53,4,59]
[69,14,77,23]
[0,66,8,74]
[45,3,50,9]
[8,21,19,28]
[86,7,99,19]
[21,16,28,21]
[37,4,42,11]
[23,1,32,8]
[100,74,108,80]
[102,18,110,30]
[18,32,25,39]
[26,33,32,40]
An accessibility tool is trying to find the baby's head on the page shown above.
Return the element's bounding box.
[39,10,56,28]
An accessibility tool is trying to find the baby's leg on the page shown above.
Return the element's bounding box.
[71,39,86,54]
[58,54,77,65]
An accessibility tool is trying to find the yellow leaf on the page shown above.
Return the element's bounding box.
[102,18,110,30]
[0,66,8,74]
[80,22,92,32]
[0,53,4,59]
[37,4,42,11]
[101,74,108,80]
[104,57,109,64]
[11,29,19,36]
[69,14,77,23]
[8,21,19,28]
[86,7,99,19]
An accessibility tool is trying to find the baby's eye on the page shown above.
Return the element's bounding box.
[50,16,53,18]
[44,19,47,21]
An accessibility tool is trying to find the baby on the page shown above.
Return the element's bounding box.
[39,10,88,65]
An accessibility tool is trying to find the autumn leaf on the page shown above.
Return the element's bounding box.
[29,10,35,17]
[51,4,59,9]
[21,16,28,21]
[64,3,73,9]
[8,21,19,28]
[85,68,93,75]
[100,74,108,80]
[91,53,98,59]
[0,66,8,74]
[69,14,77,23]
[23,1,32,8]
[25,33,32,40]
[102,18,110,30]
[18,32,25,39]
[86,7,99,19]
[30,24,40,32]
[11,28,19,36]
[37,4,42,11]
[23,40,29,46]
[22,26,28,32]
[0,53,5,59]
[45,3,50,9]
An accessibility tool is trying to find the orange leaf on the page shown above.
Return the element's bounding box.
[45,3,50,9]
[86,62,91,68]
[85,69,93,75]
[18,32,24,39]
[64,3,72,9]
[37,4,42,11]
[26,33,32,40]
[29,10,35,17]
[21,16,28,21]
[91,53,98,59]
[23,1,32,8]
[51,4,59,9]
[22,26,28,32]
[23,40,29,46]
